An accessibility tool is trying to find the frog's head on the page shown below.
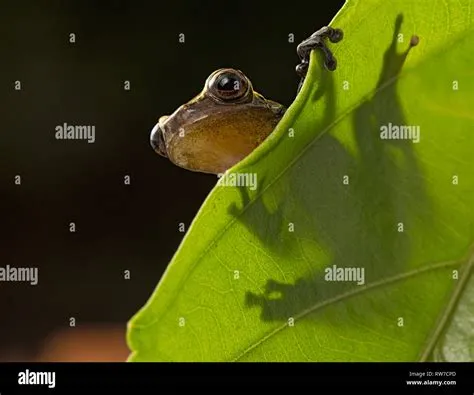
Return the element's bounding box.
[150,68,285,174]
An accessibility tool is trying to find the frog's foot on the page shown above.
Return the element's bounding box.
[296,27,343,93]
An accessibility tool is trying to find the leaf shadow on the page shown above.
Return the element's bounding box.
[236,15,433,324]
[226,46,333,259]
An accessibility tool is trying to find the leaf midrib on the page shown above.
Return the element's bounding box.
[418,245,474,361]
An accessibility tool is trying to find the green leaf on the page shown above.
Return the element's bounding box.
[127,0,474,361]
[432,271,474,361]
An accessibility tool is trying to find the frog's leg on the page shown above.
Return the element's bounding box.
[296,27,343,93]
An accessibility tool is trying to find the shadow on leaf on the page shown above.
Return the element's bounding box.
[238,14,433,323]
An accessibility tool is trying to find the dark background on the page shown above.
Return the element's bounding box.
[0,0,345,361]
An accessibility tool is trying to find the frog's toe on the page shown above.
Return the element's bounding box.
[325,57,337,71]
[329,28,343,43]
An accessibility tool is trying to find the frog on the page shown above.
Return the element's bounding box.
[150,26,343,175]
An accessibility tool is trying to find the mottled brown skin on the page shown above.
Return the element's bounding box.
[150,68,285,174]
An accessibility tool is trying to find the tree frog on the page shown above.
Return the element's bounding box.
[150,26,343,174]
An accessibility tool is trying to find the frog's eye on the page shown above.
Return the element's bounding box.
[208,69,250,102]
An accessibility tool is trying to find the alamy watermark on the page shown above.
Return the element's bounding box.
[18,370,55,389]
[0,265,38,285]
[55,122,95,143]
[217,172,258,191]
[380,122,420,143]
[325,264,365,285]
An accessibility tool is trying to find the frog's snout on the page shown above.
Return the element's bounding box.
[150,122,168,158]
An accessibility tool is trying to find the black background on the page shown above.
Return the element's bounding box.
[0,362,470,394]
[0,0,345,360]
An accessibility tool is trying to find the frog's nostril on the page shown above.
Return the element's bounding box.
[150,123,168,158]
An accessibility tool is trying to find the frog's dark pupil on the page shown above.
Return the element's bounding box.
[217,75,239,92]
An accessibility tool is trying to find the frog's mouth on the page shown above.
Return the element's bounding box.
[150,122,168,158]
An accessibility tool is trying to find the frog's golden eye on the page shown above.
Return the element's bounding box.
[207,69,250,102]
